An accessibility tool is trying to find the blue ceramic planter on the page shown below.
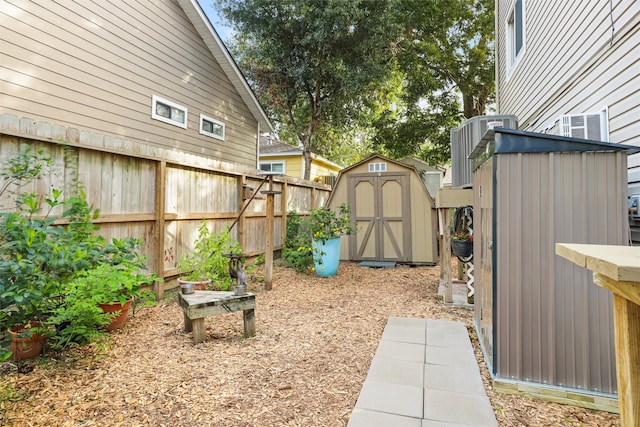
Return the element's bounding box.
[312,237,341,276]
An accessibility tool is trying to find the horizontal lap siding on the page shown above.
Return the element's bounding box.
[0,0,258,167]
[496,0,639,146]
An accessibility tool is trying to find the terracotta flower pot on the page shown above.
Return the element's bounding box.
[8,322,45,361]
[98,297,133,331]
[178,278,211,290]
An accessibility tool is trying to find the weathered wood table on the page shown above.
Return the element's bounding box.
[178,290,256,344]
[556,243,640,427]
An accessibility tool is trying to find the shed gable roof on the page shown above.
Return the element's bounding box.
[177,0,273,133]
[337,154,415,175]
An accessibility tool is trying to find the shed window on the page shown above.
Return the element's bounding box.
[507,0,525,72]
[151,95,187,128]
[368,162,387,172]
[199,114,225,140]
[260,161,285,173]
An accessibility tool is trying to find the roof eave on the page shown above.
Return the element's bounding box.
[177,0,274,133]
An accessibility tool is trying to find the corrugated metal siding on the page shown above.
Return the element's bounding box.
[492,151,624,394]
[474,156,494,372]
[0,0,259,167]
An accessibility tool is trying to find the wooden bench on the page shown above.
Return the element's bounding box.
[178,290,256,344]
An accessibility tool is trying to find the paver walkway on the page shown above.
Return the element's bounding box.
[348,317,498,427]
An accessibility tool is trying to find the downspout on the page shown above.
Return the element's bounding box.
[256,122,261,168]
[494,0,500,113]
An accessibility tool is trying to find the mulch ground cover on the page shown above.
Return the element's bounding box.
[0,262,621,426]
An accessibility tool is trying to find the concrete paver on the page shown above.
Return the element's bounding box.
[348,317,498,427]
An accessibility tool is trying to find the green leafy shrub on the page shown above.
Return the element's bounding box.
[282,205,355,273]
[177,222,242,290]
[46,249,158,350]
[309,203,355,244]
[282,211,314,273]
[0,144,159,357]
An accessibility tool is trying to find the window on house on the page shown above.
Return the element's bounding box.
[260,161,285,173]
[368,162,387,172]
[561,109,609,141]
[507,0,525,71]
[151,95,187,128]
[199,114,225,140]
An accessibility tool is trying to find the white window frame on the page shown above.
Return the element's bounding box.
[368,162,387,173]
[151,95,188,128]
[506,0,525,74]
[199,114,225,140]
[259,161,286,174]
[561,108,609,141]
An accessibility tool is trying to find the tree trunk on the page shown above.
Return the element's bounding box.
[302,145,312,181]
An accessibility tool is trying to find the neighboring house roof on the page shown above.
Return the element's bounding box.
[259,138,302,156]
[178,0,274,133]
[398,157,445,173]
[258,136,343,170]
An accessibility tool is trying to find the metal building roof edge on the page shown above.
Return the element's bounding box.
[469,128,640,160]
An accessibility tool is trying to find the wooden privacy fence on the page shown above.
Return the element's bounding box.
[0,128,330,299]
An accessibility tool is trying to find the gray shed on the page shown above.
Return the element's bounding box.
[326,154,438,265]
[470,128,639,406]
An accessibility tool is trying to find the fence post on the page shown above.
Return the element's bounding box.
[236,175,247,250]
[154,161,167,300]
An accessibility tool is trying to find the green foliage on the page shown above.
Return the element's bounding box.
[217,0,401,178]
[372,0,495,165]
[0,144,159,358]
[452,230,473,242]
[309,203,355,245]
[282,211,314,273]
[282,204,355,272]
[177,222,242,290]
[0,144,52,208]
[0,383,21,423]
[219,0,495,168]
[0,146,109,332]
[46,255,158,350]
[253,253,265,266]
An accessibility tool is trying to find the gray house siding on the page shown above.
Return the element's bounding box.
[0,0,267,168]
[496,0,639,149]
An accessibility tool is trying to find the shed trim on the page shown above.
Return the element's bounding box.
[471,128,640,159]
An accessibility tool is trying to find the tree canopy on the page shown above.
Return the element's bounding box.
[216,0,494,173]
[216,0,401,179]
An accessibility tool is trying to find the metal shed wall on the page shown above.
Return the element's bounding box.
[473,130,633,397]
[327,155,438,264]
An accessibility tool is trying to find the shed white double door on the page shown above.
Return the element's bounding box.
[347,172,411,262]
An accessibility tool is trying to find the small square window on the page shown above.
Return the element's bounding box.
[151,95,187,128]
[260,161,285,173]
[199,114,225,140]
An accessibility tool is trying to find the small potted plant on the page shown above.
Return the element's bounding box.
[55,257,158,332]
[308,203,356,277]
[176,222,242,291]
[451,230,473,259]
